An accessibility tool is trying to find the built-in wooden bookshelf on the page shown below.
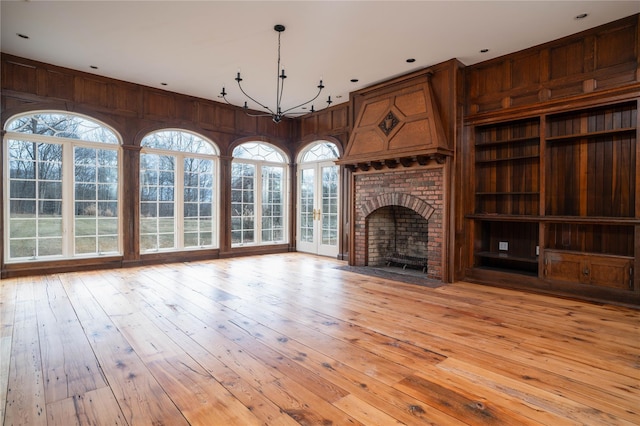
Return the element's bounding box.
[545,102,636,218]
[474,220,539,275]
[541,102,636,291]
[472,118,541,275]
[470,100,638,298]
[474,118,540,217]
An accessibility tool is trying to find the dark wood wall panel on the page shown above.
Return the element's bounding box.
[300,114,316,136]
[2,61,37,93]
[42,69,74,100]
[197,103,216,128]
[332,108,348,131]
[75,77,109,108]
[174,97,197,122]
[466,14,639,116]
[549,40,586,80]
[478,62,508,94]
[110,83,140,116]
[511,52,540,88]
[214,106,235,131]
[143,89,174,120]
[595,24,636,69]
[546,224,634,256]
[1,95,34,111]
[259,117,290,140]
[298,105,349,142]
[317,110,332,134]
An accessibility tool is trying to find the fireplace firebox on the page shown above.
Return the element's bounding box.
[353,168,443,280]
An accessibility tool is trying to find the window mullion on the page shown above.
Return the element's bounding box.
[63,143,74,257]
[175,154,184,249]
[255,164,263,244]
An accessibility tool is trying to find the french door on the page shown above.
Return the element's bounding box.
[297,162,339,257]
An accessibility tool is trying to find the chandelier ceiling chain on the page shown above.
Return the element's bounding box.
[220,24,332,123]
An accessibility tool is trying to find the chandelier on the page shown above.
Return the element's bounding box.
[220,24,332,123]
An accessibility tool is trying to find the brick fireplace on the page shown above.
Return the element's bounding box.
[353,167,444,280]
[337,68,453,282]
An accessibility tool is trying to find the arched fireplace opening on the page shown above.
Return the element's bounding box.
[366,205,429,273]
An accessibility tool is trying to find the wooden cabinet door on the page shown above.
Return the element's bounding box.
[588,256,633,290]
[544,250,633,290]
[544,251,588,284]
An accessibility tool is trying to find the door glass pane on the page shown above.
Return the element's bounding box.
[321,166,339,245]
[300,168,315,243]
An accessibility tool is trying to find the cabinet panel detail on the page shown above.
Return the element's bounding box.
[545,250,633,290]
[544,251,585,283]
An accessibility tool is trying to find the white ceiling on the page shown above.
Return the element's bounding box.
[2,1,639,116]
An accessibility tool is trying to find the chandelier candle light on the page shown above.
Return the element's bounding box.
[220,24,332,123]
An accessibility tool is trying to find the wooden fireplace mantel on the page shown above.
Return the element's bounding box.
[337,148,452,172]
[339,69,451,171]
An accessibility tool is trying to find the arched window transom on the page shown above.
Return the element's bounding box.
[299,141,339,163]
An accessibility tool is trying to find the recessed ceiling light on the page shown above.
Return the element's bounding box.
[350,79,359,83]
[480,49,490,53]
[16,33,29,39]
[406,58,416,63]
[575,13,588,20]
[90,65,98,70]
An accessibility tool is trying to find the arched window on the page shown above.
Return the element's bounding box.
[4,111,121,261]
[140,130,219,252]
[298,141,340,163]
[231,142,288,246]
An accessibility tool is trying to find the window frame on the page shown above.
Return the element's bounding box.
[231,142,289,247]
[139,129,220,253]
[3,111,122,263]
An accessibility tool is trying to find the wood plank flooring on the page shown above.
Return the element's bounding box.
[1,253,639,425]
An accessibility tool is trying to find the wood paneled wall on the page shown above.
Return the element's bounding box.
[466,14,640,117]
[1,54,294,148]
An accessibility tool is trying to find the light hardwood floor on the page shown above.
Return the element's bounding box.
[1,253,639,425]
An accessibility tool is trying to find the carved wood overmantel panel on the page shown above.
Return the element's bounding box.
[337,70,452,171]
